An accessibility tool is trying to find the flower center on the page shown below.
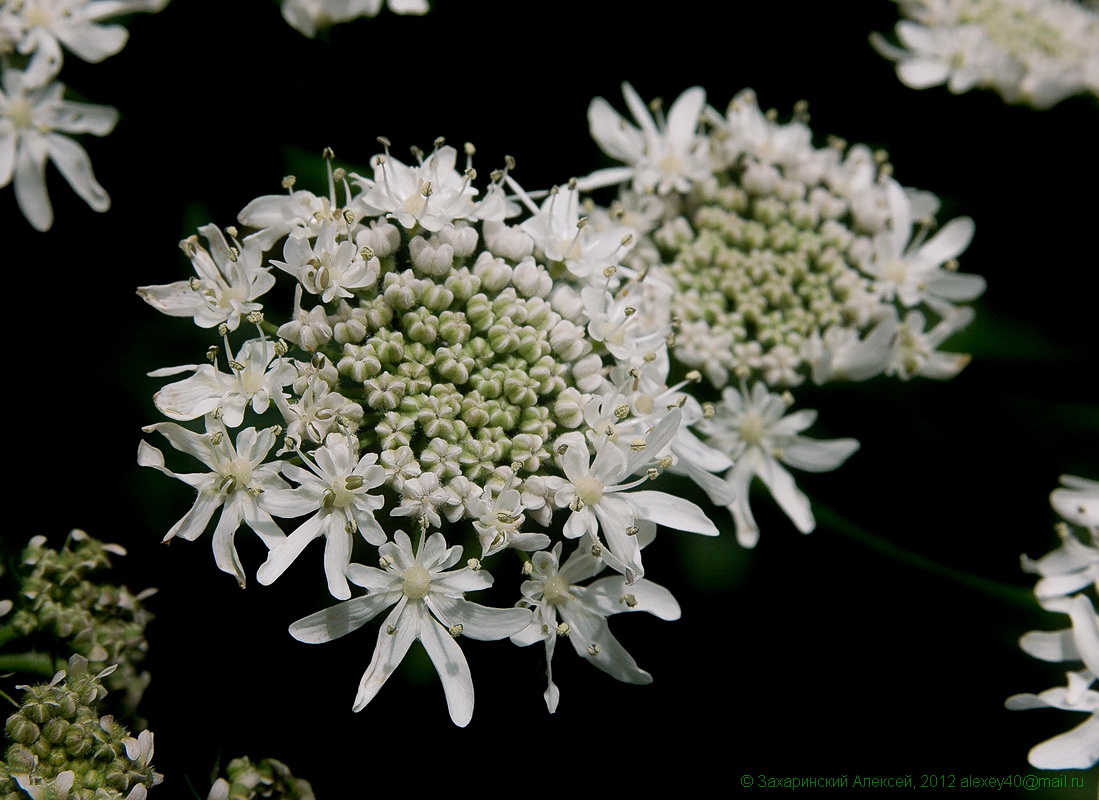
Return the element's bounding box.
[738,411,767,445]
[402,564,432,600]
[574,474,605,506]
[7,97,34,130]
[542,574,571,605]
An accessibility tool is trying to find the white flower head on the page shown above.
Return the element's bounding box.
[581,82,714,196]
[1,69,117,231]
[138,418,289,586]
[138,225,275,331]
[696,382,859,547]
[511,542,680,712]
[258,432,387,599]
[289,530,530,726]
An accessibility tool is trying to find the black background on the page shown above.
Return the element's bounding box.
[5,1,1098,797]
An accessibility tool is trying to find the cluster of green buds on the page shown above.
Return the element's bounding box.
[0,656,160,800]
[1,532,154,719]
[207,757,314,800]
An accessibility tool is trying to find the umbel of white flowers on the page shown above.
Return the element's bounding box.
[1008,475,1099,770]
[0,0,169,231]
[138,141,726,724]
[872,0,1099,109]
[138,78,986,722]
[578,82,984,545]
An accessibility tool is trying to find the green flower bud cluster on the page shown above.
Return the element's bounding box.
[327,228,585,489]
[0,656,160,800]
[208,757,314,800]
[658,170,875,388]
[3,532,154,718]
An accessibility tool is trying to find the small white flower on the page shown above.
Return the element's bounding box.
[289,530,530,726]
[511,542,680,712]
[138,418,289,586]
[138,225,275,331]
[1,69,116,231]
[551,408,718,582]
[259,433,386,599]
[697,382,859,547]
[581,83,713,195]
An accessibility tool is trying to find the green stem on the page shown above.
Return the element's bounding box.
[815,504,1036,611]
[0,652,56,679]
[0,623,22,649]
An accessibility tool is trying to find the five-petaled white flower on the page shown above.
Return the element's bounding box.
[581,82,713,195]
[696,382,859,547]
[1,68,116,231]
[258,433,387,599]
[511,542,680,713]
[138,224,275,331]
[138,418,289,586]
[289,530,531,726]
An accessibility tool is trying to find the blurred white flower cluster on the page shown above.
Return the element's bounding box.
[0,0,168,230]
[872,0,1099,108]
[280,0,428,37]
[138,84,986,724]
[1008,475,1099,769]
[582,83,985,545]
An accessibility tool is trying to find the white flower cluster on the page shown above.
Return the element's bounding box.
[581,83,984,545]
[138,142,725,725]
[280,0,428,38]
[1007,475,1099,769]
[0,0,168,231]
[872,0,1099,108]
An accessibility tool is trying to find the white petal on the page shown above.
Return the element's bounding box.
[44,132,110,212]
[917,217,975,266]
[290,593,398,644]
[256,515,323,585]
[14,135,53,231]
[427,597,531,641]
[353,600,416,712]
[781,437,859,473]
[627,490,718,536]
[417,604,475,727]
[1027,715,1099,770]
[756,455,815,533]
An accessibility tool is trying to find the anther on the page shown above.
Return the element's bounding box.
[274,339,289,356]
[228,360,245,371]
[590,542,602,557]
[282,175,297,189]
[345,475,364,490]
[587,644,600,657]
[345,518,357,534]
[323,146,335,160]
[576,217,589,230]
[218,323,230,337]
[630,439,646,452]
[686,370,702,382]
[623,307,636,317]
[206,346,219,362]
[626,526,639,537]
[702,402,715,419]
[620,594,638,608]
[387,625,398,635]
[189,276,201,291]
[504,155,516,170]
[603,266,617,278]
[226,225,239,239]
[614,404,630,419]
[434,136,446,148]
[420,181,433,198]
[247,311,264,324]
[448,624,463,638]
[343,209,356,224]
[646,468,659,480]
[467,558,482,571]
[377,136,391,148]
[210,430,224,446]
[521,561,533,575]
[213,407,224,420]
[658,456,673,469]
[557,443,569,456]
[379,554,395,569]
[464,142,476,156]
[311,352,327,369]
[556,622,570,637]
[781,391,795,406]
[569,497,586,512]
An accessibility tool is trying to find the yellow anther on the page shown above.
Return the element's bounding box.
[448,624,463,638]
[620,594,638,608]
[587,643,601,657]
[556,622,570,637]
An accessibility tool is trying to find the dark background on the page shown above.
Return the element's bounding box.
[5,1,1098,796]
